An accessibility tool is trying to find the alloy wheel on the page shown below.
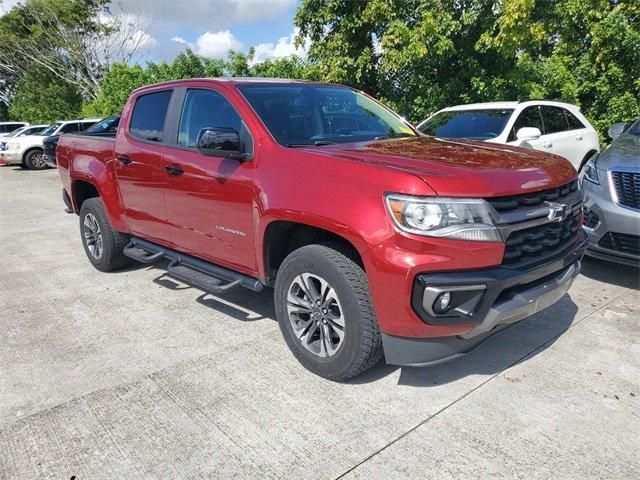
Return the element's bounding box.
[83,213,103,259]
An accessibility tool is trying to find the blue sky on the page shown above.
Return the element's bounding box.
[0,0,303,63]
[115,0,303,63]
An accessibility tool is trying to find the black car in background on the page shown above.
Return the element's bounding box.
[43,115,120,168]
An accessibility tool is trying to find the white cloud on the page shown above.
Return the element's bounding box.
[195,30,243,58]
[0,0,21,16]
[251,28,308,64]
[120,0,296,31]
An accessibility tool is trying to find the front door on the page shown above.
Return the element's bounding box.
[162,88,257,275]
[114,89,173,243]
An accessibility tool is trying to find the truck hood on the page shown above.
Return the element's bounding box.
[311,136,576,197]
[595,132,640,170]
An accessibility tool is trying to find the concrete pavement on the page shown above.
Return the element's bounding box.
[0,166,638,479]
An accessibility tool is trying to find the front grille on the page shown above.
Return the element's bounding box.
[611,171,640,210]
[598,232,640,256]
[487,180,579,212]
[503,212,580,264]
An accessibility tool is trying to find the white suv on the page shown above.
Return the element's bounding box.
[0,118,100,170]
[0,122,28,137]
[417,101,600,170]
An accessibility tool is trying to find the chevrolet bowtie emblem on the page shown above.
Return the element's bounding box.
[545,201,569,222]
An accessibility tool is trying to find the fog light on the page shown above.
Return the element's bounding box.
[434,292,451,313]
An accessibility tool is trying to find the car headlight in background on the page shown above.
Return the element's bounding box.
[7,143,20,151]
[582,156,600,185]
[385,194,501,241]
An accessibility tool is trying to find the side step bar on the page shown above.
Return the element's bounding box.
[123,237,264,294]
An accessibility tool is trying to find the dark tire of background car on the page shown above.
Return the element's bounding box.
[23,149,47,170]
[274,243,384,381]
[79,198,131,272]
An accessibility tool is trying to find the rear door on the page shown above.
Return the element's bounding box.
[114,89,173,243]
[161,87,257,275]
[539,106,581,163]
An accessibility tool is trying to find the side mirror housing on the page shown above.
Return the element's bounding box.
[196,127,249,161]
[516,127,542,141]
[607,122,627,140]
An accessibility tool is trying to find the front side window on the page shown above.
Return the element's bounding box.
[239,84,416,146]
[509,106,543,141]
[419,109,513,140]
[130,90,172,142]
[178,89,242,148]
[541,106,569,134]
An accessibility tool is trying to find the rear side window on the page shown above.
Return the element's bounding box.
[541,106,569,134]
[177,89,241,148]
[130,90,172,142]
[509,106,543,141]
[564,110,585,130]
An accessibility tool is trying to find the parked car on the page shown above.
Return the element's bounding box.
[43,115,120,168]
[417,100,600,171]
[0,118,100,170]
[56,79,586,380]
[581,119,640,265]
[2,124,48,138]
[0,121,28,137]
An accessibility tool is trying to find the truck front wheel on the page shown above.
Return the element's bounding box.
[79,198,130,272]
[274,243,383,380]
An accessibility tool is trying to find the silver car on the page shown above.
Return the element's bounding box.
[580,120,640,265]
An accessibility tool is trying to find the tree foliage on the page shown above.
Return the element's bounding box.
[8,68,82,123]
[296,0,640,138]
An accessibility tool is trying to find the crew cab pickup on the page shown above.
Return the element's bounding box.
[56,79,587,380]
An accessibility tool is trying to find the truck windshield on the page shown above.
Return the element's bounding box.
[418,109,514,140]
[238,84,416,146]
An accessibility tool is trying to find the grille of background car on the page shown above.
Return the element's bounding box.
[611,171,640,210]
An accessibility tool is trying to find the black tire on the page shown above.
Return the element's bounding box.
[79,197,131,272]
[274,243,383,380]
[24,149,47,170]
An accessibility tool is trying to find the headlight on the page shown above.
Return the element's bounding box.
[582,156,600,185]
[7,143,20,151]
[385,194,501,242]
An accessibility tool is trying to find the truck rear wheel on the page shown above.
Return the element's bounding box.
[274,243,383,380]
[24,149,47,170]
[79,198,130,272]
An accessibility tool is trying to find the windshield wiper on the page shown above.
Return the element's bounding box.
[286,140,337,147]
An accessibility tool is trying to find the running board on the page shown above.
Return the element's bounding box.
[123,237,264,294]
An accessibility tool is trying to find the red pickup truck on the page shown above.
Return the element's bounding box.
[56,78,586,380]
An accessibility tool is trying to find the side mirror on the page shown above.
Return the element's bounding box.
[607,122,627,140]
[516,127,542,141]
[196,127,249,161]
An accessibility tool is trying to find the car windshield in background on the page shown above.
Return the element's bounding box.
[627,120,640,136]
[84,116,120,134]
[238,84,416,146]
[419,109,514,140]
[40,123,61,136]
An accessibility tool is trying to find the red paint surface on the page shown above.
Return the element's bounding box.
[56,78,578,339]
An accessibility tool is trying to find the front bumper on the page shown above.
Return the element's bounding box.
[0,152,22,165]
[582,175,640,265]
[382,237,586,367]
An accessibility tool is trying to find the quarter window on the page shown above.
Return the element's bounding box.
[60,123,80,133]
[130,90,172,142]
[178,89,242,148]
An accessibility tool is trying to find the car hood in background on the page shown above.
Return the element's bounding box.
[309,136,576,197]
[596,133,640,170]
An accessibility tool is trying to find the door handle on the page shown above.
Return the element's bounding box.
[165,165,184,176]
[116,155,132,165]
[542,142,552,148]
[575,135,583,141]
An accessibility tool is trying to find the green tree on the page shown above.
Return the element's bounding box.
[295,0,640,137]
[9,68,82,123]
